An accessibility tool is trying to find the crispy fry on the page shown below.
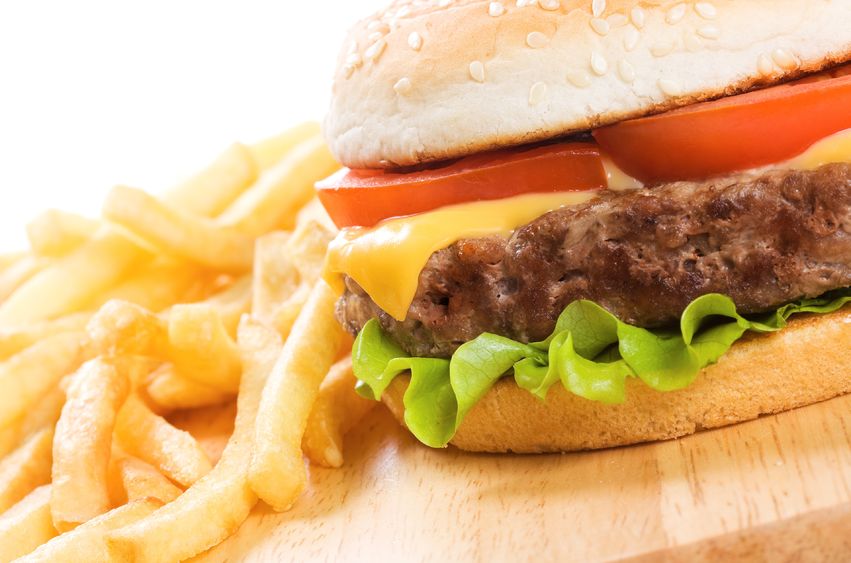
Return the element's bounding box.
[51,359,129,532]
[86,300,167,358]
[20,498,161,563]
[116,457,182,505]
[0,485,56,561]
[0,428,53,513]
[0,313,90,362]
[163,142,257,218]
[0,332,83,430]
[167,304,242,392]
[114,394,212,488]
[106,318,281,562]
[0,387,66,460]
[219,135,339,236]
[194,274,252,336]
[0,252,26,273]
[103,186,255,272]
[26,210,99,258]
[296,196,337,233]
[250,122,321,171]
[168,402,237,467]
[303,357,376,468]
[0,255,51,302]
[249,281,347,510]
[146,365,234,413]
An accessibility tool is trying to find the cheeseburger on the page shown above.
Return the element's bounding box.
[317,0,851,452]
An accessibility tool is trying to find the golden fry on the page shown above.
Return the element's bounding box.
[0,332,83,429]
[114,394,212,488]
[219,135,339,236]
[0,313,90,362]
[295,196,337,233]
[103,185,255,272]
[249,281,347,510]
[51,359,129,532]
[0,485,56,561]
[168,402,237,467]
[0,428,53,514]
[250,122,321,171]
[0,255,51,303]
[116,457,182,505]
[86,299,167,358]
[26,210,99,258]
[20,498,161,563]
[106,318,281,562]
[194,274,252,336]
[167,304,242,392]
[302,357,376,468]
[146,365,234,413]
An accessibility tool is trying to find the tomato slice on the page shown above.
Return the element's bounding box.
[593,65,851,183]
[316,143,606,228]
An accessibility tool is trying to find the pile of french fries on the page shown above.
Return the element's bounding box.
[0,123,377,562]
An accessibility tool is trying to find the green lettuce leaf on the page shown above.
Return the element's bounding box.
[352,290,851,448]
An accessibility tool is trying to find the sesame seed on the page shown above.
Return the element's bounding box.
[393,77,413,95]
[488,1,506,16]
[343,65,355,79]
[591,0,606,18]
[539,0,560,10]
[529,81,548,105]
[666,3,687,24]
[772,48,799,70]
[408,31,423,51]
[364,39,387,62]
[630,6,646,28]
[697,25,720,39]
[694,2,717,20]
[567,69,592,88]
[606,13,628,27]
[623,27,640,51]
[651,41,675,57]
[757,53,775,77]
[617,60,636,83]
[469,60,486,83]
[368,31,384,43]
[366,21,390,34]
[345,53,363,68]
[347,42,358,55]
[438,0,452,7]
[526,31,549,49]
[516,0,537,6]
[590,17,610,36]
[590,51,608,75]
[659,78,682,97]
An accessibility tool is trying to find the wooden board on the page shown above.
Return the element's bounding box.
[199,393,851,562]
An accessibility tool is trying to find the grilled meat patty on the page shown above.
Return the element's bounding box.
[338,163,851,358]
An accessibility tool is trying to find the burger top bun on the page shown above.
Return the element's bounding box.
[325,0,851,169]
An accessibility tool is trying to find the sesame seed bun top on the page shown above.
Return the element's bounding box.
[324,0,851,170]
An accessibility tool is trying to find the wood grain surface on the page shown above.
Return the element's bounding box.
[197,393,851,562]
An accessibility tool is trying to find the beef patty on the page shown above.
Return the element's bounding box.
[337,163,851,358]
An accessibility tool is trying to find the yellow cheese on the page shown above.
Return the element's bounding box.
[324,191,595,320]
[324,128,851,322]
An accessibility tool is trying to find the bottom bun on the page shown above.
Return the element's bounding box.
[382,308,851,453]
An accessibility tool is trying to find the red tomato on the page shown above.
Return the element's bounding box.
[593,66,851,183]
[316,143,606,228]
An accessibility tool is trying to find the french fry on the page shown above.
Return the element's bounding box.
[0,428,53,513]
[26,210,99,258]
[0,388,66,460]
[295,196,337,233]
[250,122,321,171]
[0,332,83,430]
[0,255,51,302]
[302,357,376,468]
[51,359,130,532]
[168,402,237,467]
[163,142,257,218]
[0,485,56,562]
[106,318,281,562]
[86,300,167,358]
[218,135,339,236]
[0,313,90,361]
[20,498,161,563]
[167,304,242,392]
[0,252,26,273]
[198,274,253,335]
[114,394,212,488]
[249,281,347,510]
[146,365,233,413]
[116,457,182,505]
[103,185,256,272]
[0,145,256,325]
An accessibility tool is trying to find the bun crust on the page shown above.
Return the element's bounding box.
[326,0,851,169]
[382,308,851,453]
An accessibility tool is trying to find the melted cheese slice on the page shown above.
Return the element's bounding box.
[323,128,851,322]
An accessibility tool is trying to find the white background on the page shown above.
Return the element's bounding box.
[0,0,385,250]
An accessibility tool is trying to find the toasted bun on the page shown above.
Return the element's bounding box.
[382,308,851,453]
[326,0,851,169]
